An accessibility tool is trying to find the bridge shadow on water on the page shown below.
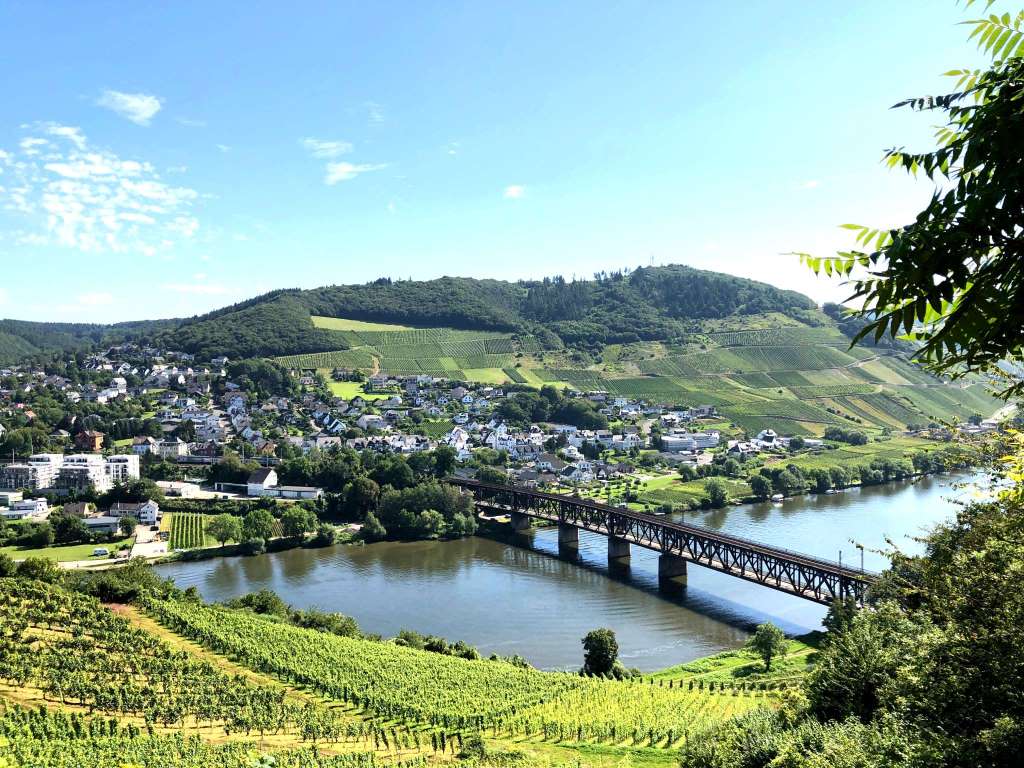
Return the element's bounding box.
[480,524,818,636]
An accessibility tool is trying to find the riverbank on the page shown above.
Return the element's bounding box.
[155,471,977,670]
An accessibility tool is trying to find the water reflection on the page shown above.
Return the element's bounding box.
[158,472,975,671]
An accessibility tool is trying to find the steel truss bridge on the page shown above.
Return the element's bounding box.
[448,478,875,606]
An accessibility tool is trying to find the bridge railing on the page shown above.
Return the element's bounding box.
[447,477,877,580]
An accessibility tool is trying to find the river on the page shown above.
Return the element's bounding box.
[157,472,981,671]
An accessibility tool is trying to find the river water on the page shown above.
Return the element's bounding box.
[157,473,980,671]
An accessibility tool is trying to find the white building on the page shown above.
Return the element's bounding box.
[105,454,141,484]
[59,454,112,492]
[5,497,50,520]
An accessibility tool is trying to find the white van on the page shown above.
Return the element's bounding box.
[92,547,110,557]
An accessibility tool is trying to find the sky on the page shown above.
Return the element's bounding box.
[0,1,985,323]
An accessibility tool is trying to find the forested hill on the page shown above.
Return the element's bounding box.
[0,265,820,362]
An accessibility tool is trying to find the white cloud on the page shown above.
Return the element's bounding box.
[44,124,86,150]
[324,161,386,185]
[215,144,231,153]
[800,180,820,190]
[301,137,353,159]
[176,117,206,128]
[503,184,526,199]
[446,141,460,157]
[96,90,163,125]
[0,125,200,255]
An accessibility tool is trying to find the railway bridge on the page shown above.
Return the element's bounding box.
[447,478,875,606]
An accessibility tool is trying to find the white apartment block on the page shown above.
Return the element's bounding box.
[59,454,112,492]
[105,454,141,483]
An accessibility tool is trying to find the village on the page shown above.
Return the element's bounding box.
[0,342,997,565]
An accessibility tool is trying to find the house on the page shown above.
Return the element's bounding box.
[132,436,160,455]
[356,414,387,431]
[535,453,567,473]
[159,438,190,459]
[110,500,161,525]
[247,468,279,497]
[74,430,105,452]
[63,501,96,517]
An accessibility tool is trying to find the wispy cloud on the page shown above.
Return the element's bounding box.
[301,137,353,159]
[446,141,460,157]
[215,144,231,153]
[96,90,163,125]
[0,123,199,256]
[503,184,526,199]
[325,161,387,185]
[800,180,820,190]
[175,117,206,128]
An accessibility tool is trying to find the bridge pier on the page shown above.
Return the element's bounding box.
[557,523,579,550]
[607,536,630,563]
[509,511,531,533]
[658,554,688,588]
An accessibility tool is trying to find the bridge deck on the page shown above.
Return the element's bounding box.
[449,477,875,605]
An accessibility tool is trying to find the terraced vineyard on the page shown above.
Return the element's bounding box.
[151,597,578,729]
[279,314,999,436]
[278,317,545,384]
[0,580,330,734]
[148,596,776,747]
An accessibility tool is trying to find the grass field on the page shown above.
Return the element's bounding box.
[0,535,134,562]
[311,316,416,331]
[324,378,393,400]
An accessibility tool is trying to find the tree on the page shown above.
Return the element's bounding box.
[16,556,60,582]
[703,477,729,509]
[796,13,1024,397]
[118,515,139,537]
[746,622,787,671]
[25,522,54,548]
[0,552,16,577]
[242,508,276,542]
[49,512,89,545]
[206,514,242,547]
[581,628,619,676]
[361,511,387,542]
[344,476,380,518]
[433,445,457,477]
[281,506,315,538]
[749,474,772,500]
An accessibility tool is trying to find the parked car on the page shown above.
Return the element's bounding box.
[92,547,109,557]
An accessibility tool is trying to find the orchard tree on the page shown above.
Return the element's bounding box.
[582,628,619,676]
[281,506,316,538]
[243,508,276,542]
[746,622,787,671]
[206,514,242,547]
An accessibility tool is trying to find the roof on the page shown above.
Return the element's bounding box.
[247,468,277,485]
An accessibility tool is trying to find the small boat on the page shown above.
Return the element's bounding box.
[770,493,785,503]
[825,489,836,495]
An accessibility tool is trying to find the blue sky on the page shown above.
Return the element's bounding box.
[0,1,982,323]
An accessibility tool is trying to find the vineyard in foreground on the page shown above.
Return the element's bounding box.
[150,596,780,746]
